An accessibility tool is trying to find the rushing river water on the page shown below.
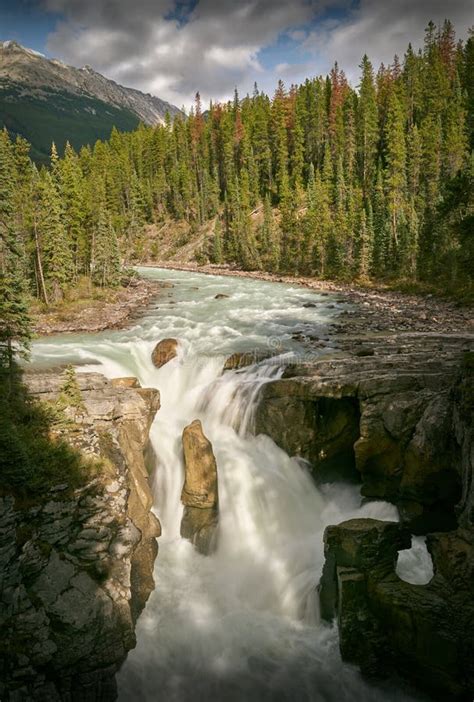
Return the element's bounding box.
[31,268,429,702]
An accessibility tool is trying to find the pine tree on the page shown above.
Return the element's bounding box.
[354,208,372,279]
[59,142,86,277]
[37,171,74,303]
[92,209,121,287]
[443,71,467,178]
[384,91,408,271]
[372,166,389,275]
[0,130,31,374]
[259,193,280,272]
[463,28,474,149]
[357,55,379,194]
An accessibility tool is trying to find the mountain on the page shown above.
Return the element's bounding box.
[0,40,182,162]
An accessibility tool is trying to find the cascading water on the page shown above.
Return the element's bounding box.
[31,268,426,702]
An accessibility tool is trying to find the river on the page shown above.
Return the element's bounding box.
[31,268,429,702]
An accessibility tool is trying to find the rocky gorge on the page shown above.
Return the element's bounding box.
[255,330,474,699]
[2,266,473,701]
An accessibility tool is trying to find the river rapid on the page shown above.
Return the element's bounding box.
[31,268,429,702]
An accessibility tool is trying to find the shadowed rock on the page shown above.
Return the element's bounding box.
[319,517,474,700]
[151,338,178,368]
[180,419,218,554]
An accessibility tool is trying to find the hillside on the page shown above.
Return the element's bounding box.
[0,40,181,161]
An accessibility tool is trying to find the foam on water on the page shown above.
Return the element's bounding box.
[30,268,427,701]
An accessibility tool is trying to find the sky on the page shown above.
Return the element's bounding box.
[0,0,472,109]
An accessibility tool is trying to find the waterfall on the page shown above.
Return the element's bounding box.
[113,345,410,702]
[30,268,423,702]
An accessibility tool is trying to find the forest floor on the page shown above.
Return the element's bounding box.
[32,277,165,336]
[148,262,474,337]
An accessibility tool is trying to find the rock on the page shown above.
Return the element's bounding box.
[256,333,470,531]
[255,381,361,483]
[223,351,274,371]
[180,419,218,554]
[355,347,375,357]
[111,377,141,388]
[1,372,161,700]
[319,518,474,700]
[303,302,318,308]
[214,293,230,299]
[151,338,178,368]
[316,353,474,700]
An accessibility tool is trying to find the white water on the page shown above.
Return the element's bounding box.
[31,268,426,702]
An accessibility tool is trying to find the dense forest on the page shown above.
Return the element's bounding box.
[0,20,473,367]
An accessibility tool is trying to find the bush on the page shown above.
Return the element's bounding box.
[0,367,98,497]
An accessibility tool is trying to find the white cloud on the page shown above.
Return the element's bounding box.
[42,0,474,108]
[303,0,474,84]
[43,0,320,107]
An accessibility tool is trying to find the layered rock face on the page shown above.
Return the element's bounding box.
[319,516,473,700]
[256,334,470,532]
[256,339,473,700]
[0,372,160,701]
[180,419,219,554]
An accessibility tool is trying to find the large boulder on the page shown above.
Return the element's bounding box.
[151,338,178,368]
[180,419,218,554]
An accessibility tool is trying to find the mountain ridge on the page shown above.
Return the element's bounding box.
[0,40,182,161]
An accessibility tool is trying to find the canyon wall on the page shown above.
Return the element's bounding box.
[256,338,473,700]
[0,372,160,701]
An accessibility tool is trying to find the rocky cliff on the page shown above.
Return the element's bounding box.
[256,333,470,532]
[256,336,474,700]
[0,371,160,701]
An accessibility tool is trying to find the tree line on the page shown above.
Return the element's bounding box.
[1,20,473,369]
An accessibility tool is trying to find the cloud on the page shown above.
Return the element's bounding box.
[42,0,474,108]
[43,0,321,107]
[303,0,473,83]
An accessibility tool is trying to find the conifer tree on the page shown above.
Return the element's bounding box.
[259,193,280,272]
[357,55,378,194]
[210,218,224,264]
[0,130,31,373]
[385,91,408,270]
[37,171,74,302]
[354,208,372,279]
[59,142,86,276]
[92,209,121,287]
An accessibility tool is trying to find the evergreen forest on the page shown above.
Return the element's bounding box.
[1,20,473,368]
